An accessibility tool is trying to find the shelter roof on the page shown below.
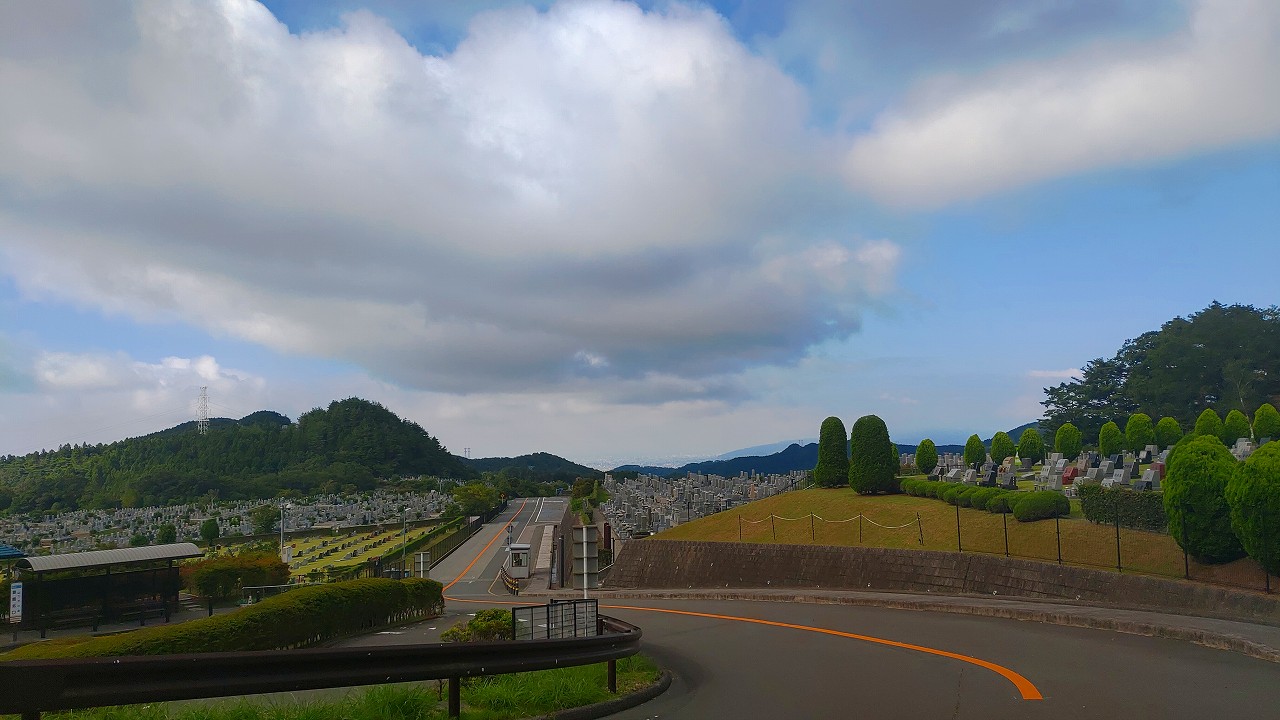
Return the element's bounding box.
[0,543,24,560]
[16,543,202,573]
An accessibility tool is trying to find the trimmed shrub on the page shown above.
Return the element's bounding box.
[900,478,923,495]
[1125,413,1155,453]
[1254,403,1280,441]
[990,432,1015,465]
[1223,410,1251,446]
[1076,484,1167,531]
[1163,435,1244,563]
[924,482,949,499]
[1098,421,1124,459]
[1225,441,1280,575]
[963,434,986,468]
[1054,423,1082,460]
[2,578,445,660]
[953,486,983,508]
[1193,408,1223,440]
[986,492,1018,514]
[916,439,938,476]
[441,608,513,642]
[849,414,898,494]
[941,485,969,505]
[968,487,1003,511]
[813,416,850,488]
[1011,491,1070,522]
[183,551,289,601]
[1016,427,1045,464]
[1155,416,1183,449]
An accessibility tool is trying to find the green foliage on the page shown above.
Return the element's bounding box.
[441,608,513,643]
[1163,435,1244,563]
[1225,442,1280,575]
[2,578,444,660]
[1054,423,1082,460]
[813,416,851,488]
[156,524,177,544]
[199,518,220,545]
[1124,413,1155,453]
[1011,491,1070,522]
[250,504,278,535]
[963,434,986,468]
[129,533,149,547]
[941,485,968,505]
[1016,427,1045,463]
[1193,408,1224,440]
[1155,416,1183,449]
[985,492,1018,514]
[848,415,898,494]
[183,551,290,601]
[1041,303,1280,440]
[448,482,501,517]
[952,487,982,508]
[1223,409,1251,446]
[1076,484,1167,531]
[1254,403,1280,441]
[1098,421,1124,458]
[915,438,938,476]
[989,432,1015,465]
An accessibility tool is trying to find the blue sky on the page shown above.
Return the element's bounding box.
[1,0,1277,467]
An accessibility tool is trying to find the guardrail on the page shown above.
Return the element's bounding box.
[0,614,640,719]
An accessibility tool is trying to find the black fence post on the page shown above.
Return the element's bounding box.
[448,677,460,718]
[1002,510,1009,557]
[858,515,863,544]
[955,504,962,553]
[738,515,742,542]
[1184,549,1190,580]
[608,659,618,693]
[1055,516,1062,565]
[770,515,776,542]
[916,513,923,545]
[810,514,815,543]
[1114,496,1122,573]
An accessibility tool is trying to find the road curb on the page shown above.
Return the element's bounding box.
[556,590,1280,664]
[527,669,672,720]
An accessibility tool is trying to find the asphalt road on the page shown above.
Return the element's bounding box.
[350,499,1280,719]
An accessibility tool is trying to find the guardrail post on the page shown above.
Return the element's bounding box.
[608,659,617,693]
[448,677,460,717]
[23,710,40,720]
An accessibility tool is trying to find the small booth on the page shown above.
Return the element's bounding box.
[507,543,530,579]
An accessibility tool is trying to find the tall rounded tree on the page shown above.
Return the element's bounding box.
[1226,441,1280,575]
[990,432,1015,465]
[1254,403,1280,441]
[963,434,986,468]
[848,414,898,494]
[1098,421,1124,458]
[1016,427,1045,464]
[1163,435,1244,563]
[1054,423,1082,460]
[1223,409,1251,446]
[1125,413,1155,453]
[1155,416,1183,449]
[1193,408,1223,440]
[813,416,850,488]
[915,438,938,476]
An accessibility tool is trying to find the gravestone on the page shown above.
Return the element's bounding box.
[945,469,963,482]
[1020,457,1033,471]
[963,469,977,484]
[1135,468,1157,491]
[1125,460,1139,479]
[1043,474,1063,492]
[1099,459,1115,477]
[1080,468,1103,485]
[982,470,997,486]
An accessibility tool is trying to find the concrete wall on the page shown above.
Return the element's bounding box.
[605,539,1280,625]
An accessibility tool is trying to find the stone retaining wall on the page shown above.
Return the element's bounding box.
[605,539,1280,625]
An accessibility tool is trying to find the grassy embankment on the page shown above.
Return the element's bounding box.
[655,486,1273,587]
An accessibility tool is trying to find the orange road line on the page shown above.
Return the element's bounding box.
[443,499,528,592]
[602,604,1044,701]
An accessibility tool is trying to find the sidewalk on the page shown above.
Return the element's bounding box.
[3,601,240,653]
[525,586,1280,664]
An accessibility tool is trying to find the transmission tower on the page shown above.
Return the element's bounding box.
[197,387,209,435]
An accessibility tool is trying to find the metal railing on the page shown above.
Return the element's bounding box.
[0,614,640,720]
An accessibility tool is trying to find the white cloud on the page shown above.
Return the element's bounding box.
[0,0,896,402]
[844,0,1280,207]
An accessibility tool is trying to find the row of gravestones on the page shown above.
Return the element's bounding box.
[1232,437,1272,461]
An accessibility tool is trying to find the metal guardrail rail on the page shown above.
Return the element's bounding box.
[0,615,641,719]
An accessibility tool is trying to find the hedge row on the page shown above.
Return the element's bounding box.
[181,551,290,601]
[1076,484,1167,531]
[900,479,1069,521]
[2,577,444,660]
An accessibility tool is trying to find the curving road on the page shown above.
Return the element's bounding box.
[347,499,1280,719]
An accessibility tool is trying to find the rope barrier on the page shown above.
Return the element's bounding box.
[743,513,918,530]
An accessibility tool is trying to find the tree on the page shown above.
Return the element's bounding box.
[156,524,177,544]
[1193,408,1224,440]
[450,482,500,516]
[1155,416,1183,449]
[990,432,1015,465]
[1054,423,1082,460]
[813,416,850,488]
[1226,441,1280,575]
[1124,413,1155,453]
[848,415,897,494]
[915,439,938,476]
[199,518,220,546]
[962,435,986,468]
[1163,435,1244,563]
[1016,427,1045,464]
[250,504,278,535]
[1223,409,1251,446]
[1098,421,1124,458]
[129,533,149,547]
[1255,403,1280,441]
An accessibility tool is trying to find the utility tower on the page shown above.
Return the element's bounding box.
[197,387,209,435]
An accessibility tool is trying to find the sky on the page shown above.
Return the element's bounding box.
[1,0,1277,469]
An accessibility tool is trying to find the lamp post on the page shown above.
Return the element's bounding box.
[401,507,409,566]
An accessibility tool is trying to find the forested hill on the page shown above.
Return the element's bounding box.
[462,452,600,478]
[0,398,474,514]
